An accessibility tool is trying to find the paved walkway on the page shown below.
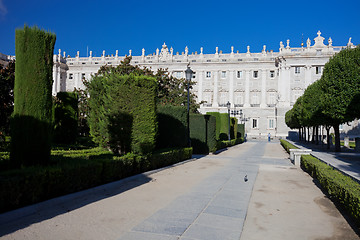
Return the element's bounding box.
[287,139,360,181]
[0,141,358,239]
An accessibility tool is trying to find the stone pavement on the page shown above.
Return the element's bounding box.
[287,139,360,181]
[0,140,358,240]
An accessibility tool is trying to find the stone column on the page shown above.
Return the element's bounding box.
[213,70,219,107]
[304,65,312,88]
[52,65,58,95]
[244,70,250,107]
[260,69,267,108]
[229,70,234,107]
[198,70,204,103]
[278,66,290,107]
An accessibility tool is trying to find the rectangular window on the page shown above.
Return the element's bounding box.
[69,73,73,79]
[175,72,182,78]
[270,70,275,78]
[295,67,300,74]
[81,73,86,79]
[268,119,274,129]
[253,71,258,78]
[252,119,258,129]
[221,71,226,78]
[192,72,196,79]
[237,71,243,79]
[206,71,211,78]
[207,59,211,62]
[316,66,322,74]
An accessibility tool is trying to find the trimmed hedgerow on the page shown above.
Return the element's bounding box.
[280,139,299,153]
[206,112,232,141]
[156,105,187,149]
[0,147,192,213]
[190,114,217,154]
[215,137,244,152]
[87,73,158,155]
[11,25,56,167]
[301,154,360,226]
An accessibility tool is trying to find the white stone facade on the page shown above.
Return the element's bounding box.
[52,31,356,139]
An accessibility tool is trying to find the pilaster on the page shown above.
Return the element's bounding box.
[213,70,219,107]
[229,70,234,107]
[260,69,267,108]
[244,70,250,107]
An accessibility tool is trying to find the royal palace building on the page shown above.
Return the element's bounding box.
[52,31,357,139]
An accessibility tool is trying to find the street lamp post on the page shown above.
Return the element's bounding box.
[227,101,231,141]
[185,65,193,147]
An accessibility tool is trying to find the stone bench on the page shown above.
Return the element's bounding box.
[289,149,312,166]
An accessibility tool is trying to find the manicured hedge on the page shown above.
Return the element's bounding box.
[280,139,299,153]
[230,117,238,139]
[215,137,244,151]
[237,124,245,138]
[301,154,360,225]
[87,74,158,155]
[11,26,56,166]
[207,112,236,141]
[156,105,187,149]
[190,114,217,154]
[0,147,192,213]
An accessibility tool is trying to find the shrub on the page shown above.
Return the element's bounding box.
[280,139,299,153]
[87,74,158,155]
[156,105,187,149]
[190,114,217,154]
[0,147,192,213]
[53,92,79,144]
[11,25,56,166]
[301,154,360,225]
[237,124,245,138]
[207,112,232,141]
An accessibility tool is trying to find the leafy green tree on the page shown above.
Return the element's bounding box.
[319,46,360,151]
[11,26,56,166]
[91,56,199,112]
[0,61,15,135]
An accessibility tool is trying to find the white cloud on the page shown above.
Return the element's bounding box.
[0,0,7,17]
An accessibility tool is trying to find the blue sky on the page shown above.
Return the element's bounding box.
[0,0,359,57]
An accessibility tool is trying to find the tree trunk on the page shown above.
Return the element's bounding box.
[298,128,301,141]
[334,124,341,152]
[316,126,319,145]
[326,126,331,149]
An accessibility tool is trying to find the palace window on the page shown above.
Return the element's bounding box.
[81,73,86,79]
[192,72,196,79]
[175,72,182,78]
[206,71,211,78]
[237,71,243,79]
[221,71,226,78]
[253,71,258,78]
[295,67,301,74]
[222,59,227,62]
[268,92,276,105]
[268,119,274,129]
[207,59,211,62]
[69,73,73,79]
[316,66,322,74]
[270,71,275,78]
[252,119,258,129]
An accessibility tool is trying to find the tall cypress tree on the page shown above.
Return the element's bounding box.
[11,25,56,166]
